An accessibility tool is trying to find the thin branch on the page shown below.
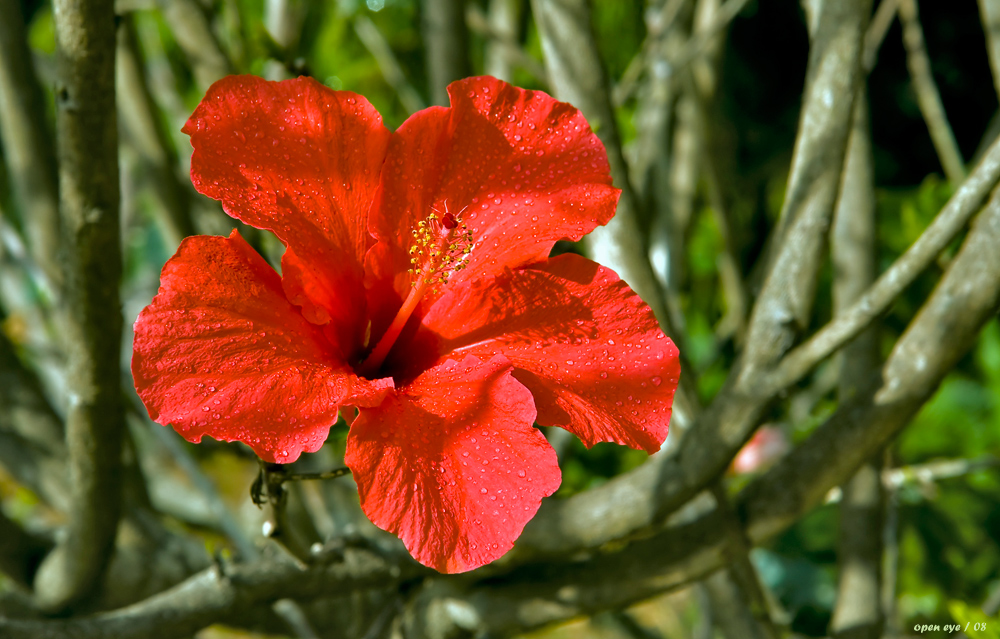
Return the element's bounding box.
[156,0,233,90]
[757,135,1000,397]
[0,0,62,288]
[467,3,548,85]
[530,0,700,428]
[33,0,125,613]
[0,330,69,511]
[739,0,871,379]
[354,16,426,115]
[125,394,258,559]
[116,13,195,247]
[421,0,471,106]
[742,183,1000,544]
[669,0,753,72]
[979,0,1000,103]
[882,455,1000,489]
[0,508,53,590]
[863,0,899,72]
[707,484,780,639]
[829,88,885,639]
[897,0,966,184]
[703,569,776,639]
[481,0,523,82]
[0,549,421,639]
[612,0,690,107]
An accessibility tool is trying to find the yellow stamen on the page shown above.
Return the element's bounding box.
[359,202,474,377]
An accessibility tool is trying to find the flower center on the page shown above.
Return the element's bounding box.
[359,204,473,377]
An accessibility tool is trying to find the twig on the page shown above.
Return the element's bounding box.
[0,0,62,289]
[757,135,1000,397]
[979,0,1000,102]
[0,330,69,512]
[612,0,690,107]
[829,89,885,639]
[530,0,700,429]
[421,0,471,106]
[126,392,258,558]
[898,0,966,184]
[881,454,901,637]
[32,0,126,613]
[739,0,871,379]
[0,548,420,639]
[156,0,233,90]
[116,13,195,247]
[0,508,53,589]
[354,16,425,115]
[742,184,1000,544]
[480,0,524,82]
[466,3,548,84]
[863,0,899,72]
[708,484,780,639]
[669,0,753,73]
[882,455,1000,489]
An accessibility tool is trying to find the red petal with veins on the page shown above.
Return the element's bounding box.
[345,355,559,573]
[132,231,392,464]
[184,75,389,358]
[405,254,680,453]
[365,76,619,341]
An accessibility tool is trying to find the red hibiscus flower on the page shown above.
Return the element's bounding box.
[132,75,680,573]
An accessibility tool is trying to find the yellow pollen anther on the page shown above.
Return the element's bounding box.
[359,202,475,377]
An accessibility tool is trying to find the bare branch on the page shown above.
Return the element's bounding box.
[740,0,871,378]
[898,0,966,184]
[530,0,700,427]
[0,508,53,590]
[0,549,421,639]
[422,0,471,106]
[157,0,233,90]
[0,0,62,287]
[670,0,753,72]
[612,0,690,107]
[0,330,69,511]
[519,0,872,560]
[33,0,125,612]
[758,135,1000,397]
[863,0,899,71]
[479,0,523,81]
[467,3,548,84]
[882,455,1000,489]
[829,89,885,639]
[354,16,426,115]
[830,461,885,639]
[979,0,1000,102]
[116,13,195,247]
[742,183,1000,543]
[703,569,776,639]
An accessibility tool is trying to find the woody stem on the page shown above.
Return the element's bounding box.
[359,272,431,377]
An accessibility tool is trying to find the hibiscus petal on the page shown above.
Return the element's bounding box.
[183,75,389,357]
[345,354,559,573]
[365,76,619,338]
[409,254,680,453]
[132,231,392,464]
